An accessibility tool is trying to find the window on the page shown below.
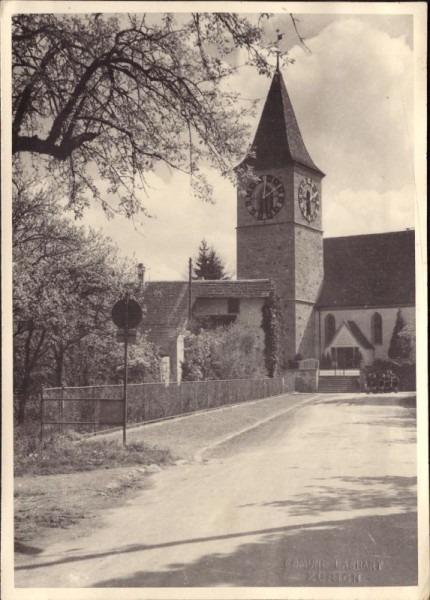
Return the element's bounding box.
[228,298,240,314]
[325,314,336,346]
[372,312,382,344]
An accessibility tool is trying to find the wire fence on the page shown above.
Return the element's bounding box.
[41,375,311,437]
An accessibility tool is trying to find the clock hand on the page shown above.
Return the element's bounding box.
[263,185,280,200]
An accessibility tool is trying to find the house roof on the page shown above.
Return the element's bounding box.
[317,230,415,309]
[141,279,273,330]
[141,281,189,330]
[192,279,273,298]
[238,69,324,175]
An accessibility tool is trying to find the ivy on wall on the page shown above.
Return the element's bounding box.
[261,292,281,378]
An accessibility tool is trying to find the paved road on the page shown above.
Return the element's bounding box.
[15,393,417,588]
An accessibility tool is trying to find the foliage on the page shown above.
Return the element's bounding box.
[261,292,280,377]
[12,12,291,217]
[388,309,412,359]
[14,423,172,476]
[115,339,161,383]
[12,171,158,422]
[193,238,227,280]
[181,323,265,381]
[398,323,416,361]
[366,358,416,391]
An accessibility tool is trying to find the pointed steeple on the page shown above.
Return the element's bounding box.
[243,70,324,175]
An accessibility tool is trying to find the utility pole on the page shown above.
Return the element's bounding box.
[188,258,192,321]
[123,291,129,446]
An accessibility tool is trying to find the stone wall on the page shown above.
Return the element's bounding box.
[283,368,319,392]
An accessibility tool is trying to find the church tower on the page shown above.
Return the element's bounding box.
[236,67,324,366]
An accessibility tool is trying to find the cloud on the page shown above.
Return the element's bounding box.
[79,14,416,280]
[323,184,415,237]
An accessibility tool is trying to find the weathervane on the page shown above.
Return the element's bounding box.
[275,29,284,71]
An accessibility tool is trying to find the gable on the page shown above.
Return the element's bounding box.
[327,320,373,351]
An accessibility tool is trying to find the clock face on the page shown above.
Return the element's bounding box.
[298,177,320,222]
[245,175,285,220]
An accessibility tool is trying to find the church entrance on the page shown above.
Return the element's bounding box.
[331,347,361,369]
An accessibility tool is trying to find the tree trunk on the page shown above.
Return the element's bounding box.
[54,348,64,387]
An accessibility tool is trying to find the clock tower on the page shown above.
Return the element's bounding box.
[236,67,324,366]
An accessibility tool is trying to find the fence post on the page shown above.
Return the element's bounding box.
[179,382,182,415]
[40,386,44,443]
[92,386,96,433]
[60,383,65,435]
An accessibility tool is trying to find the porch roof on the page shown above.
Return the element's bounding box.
[326,319,374,351]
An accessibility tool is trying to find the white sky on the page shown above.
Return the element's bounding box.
[73,12,416,281]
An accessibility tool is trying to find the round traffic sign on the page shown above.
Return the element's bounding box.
[112,298,142,329]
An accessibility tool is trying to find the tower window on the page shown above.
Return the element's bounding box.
[371,312,382,344]
[325,314,336,346]
[228,298,240,314]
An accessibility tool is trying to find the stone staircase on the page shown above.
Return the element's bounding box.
[318,375,360,393]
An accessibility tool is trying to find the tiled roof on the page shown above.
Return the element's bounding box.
[317,230,415,309]
[345,321,374,350]
[142,281,189,329]
[239,70,324,175]
[141,279,273,330]
[192,279,273,298]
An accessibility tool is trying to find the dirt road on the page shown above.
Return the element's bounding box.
[15,393,417,588]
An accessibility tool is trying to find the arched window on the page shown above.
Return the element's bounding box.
[372,312,383,344]
[325,314,336,346]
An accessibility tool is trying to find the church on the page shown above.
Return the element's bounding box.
[140,67,415,383]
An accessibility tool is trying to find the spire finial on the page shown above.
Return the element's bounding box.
[275,29,283,72]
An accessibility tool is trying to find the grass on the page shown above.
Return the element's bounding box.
[14,422,173,477]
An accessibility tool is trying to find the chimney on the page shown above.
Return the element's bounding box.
[137,263,145,290]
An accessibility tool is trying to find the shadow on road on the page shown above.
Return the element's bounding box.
[14,541,44,555]
[241,476,416,517]
[91,511,417,587]
[319,396,416,409]
[16,475,417,587]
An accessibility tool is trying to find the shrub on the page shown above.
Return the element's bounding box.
[367,358,416,391]
[388,309,412,359]
[182,323,265,381]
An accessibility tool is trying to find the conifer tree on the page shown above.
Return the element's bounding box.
[194,239,227,280]
[388,309,412,359]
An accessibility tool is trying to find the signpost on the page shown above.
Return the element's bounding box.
[112,294,142,445]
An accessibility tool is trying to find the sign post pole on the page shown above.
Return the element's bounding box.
[123,292,129,446]
[111,294,142,446]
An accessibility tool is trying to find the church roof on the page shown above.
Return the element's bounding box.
[318,230,415,309]
[239,69,324,175]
